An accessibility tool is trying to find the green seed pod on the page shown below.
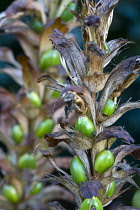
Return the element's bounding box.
[39,49,60,70]
[30,19,43,34]
[2,184,20,203]
[102,99,116,116]
[61,3,76,22]
[106,181,116,197]
[27,91,41,107]
[94,150,114,174]
[18,153,36,169]
[30,182,43,195]
[75,116,95,138]
[70,155,88,185]
[104,42,110,54]
[51,90,61,98]
[11,124,24,144]
[80,197,103,210]
[35,118,55,138]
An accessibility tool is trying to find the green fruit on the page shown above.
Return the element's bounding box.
[39,49,60,70]
[70,155,88,185]
[106,181,116,197]
[27,91,41,107]
[104,42,110,54]
[2,184,20,203]
[75,116,95,138]
[18,153,36,169]
[61,3,76,22]
[30,19,43,34]
[131,190,140,208]
[94,150,114,174]
[35,118,55,138]
[102,99,116,116]
[30,182,43,195]
[80,197,103,210]
[51,90,61,98]
[11,124,24,144]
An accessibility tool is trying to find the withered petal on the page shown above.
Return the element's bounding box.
[80,180,104,198]
[95,126,134,144]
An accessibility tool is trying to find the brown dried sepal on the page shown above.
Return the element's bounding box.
[44,131,70,147]
[84,73,110,93]
[85,41,105,75]
[95,126,135,144]
[5,0,46,24]
[80,180,104,198]
[97,56,140,122]
[39,18,68,55]
[101,101,140,127]
[50,29,86,86]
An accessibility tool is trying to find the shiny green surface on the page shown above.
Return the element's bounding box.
[35,118,55,138]
[2,184,20,203]
[80,197,103,210]
[70,155,88,185]
[27,91,41,107]
[102,99,116,116]
[75,116,95,138]
[18,153,36,169]
[40,49,60,70]
[94,150,114,174]
[106,181,116,197]
[11,124,24,144]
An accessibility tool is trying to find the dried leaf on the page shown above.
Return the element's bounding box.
[96,0,119,42]
[5,0,46,24]
[84,73,109,93]
[44,131,70,147]
[57,117,71,129]
[104,39,134,67]
[95,126,134,144]
[130,149,140,160]
[101,102,140,127]
[36,74,67,92]
[112,170,139,188]
[39,18,68,55]
[17,55,40,92]
[50,29,86,85]
[116,162,140,176]
[0,68,23,86]
[0,47,21,68]
[70,132,93,150]
[114,145,140,164]
[80,180,104,198]
[98,56,140,121]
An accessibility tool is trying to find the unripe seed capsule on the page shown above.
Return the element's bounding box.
[35,118,55,138]
[27,91,41,108]
[18,153,36,169]
[11,124,24,144]
[30,182,43,195]
[102,99,116,116]
[70,155,88,185]
[2,184,20,203]
[39,49,60,70]
[106,181,116,197]
[80,196,103,210]
[75,116,95,138]
[94,150,114,174]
